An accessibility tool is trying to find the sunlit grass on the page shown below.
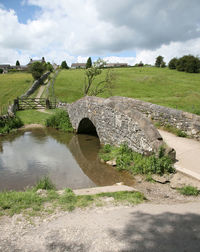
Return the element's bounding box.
[54,67,200,114]
[0,72,33,111]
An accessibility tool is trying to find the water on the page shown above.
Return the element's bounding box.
[0,128,134,191]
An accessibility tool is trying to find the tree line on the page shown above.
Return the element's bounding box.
[155,55,200,73]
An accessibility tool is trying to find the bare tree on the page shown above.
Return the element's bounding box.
[84,58,115,96]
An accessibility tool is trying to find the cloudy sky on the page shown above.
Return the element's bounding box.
[0,0,200,66]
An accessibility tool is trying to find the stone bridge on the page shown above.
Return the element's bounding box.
[66,96,164,155]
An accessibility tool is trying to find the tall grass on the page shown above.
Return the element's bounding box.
[34,176,56,191]
[99,144,175,175]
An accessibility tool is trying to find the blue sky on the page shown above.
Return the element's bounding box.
[0,0,200,65]
[0,0,40,23]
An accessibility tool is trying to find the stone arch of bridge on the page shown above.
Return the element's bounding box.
[77,118,98,137]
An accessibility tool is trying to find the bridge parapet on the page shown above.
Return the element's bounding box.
[66,96,164,155]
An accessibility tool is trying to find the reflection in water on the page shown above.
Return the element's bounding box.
[0,128,134,191]
[68,135,135,187]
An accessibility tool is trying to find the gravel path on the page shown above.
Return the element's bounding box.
[1,201,200,252]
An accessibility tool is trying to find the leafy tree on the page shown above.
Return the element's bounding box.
[46,62,53,72]
[29,61,46,80]
[61,61,69,69]
[168,58,178,69]
[161,61,166,68]
[138,61,144,67]
[16,60,20,66]
[155,56,164,67]
[84,58,115,96]
[176,55,200,73]
[86,57,92,68]
[0,69,3,74]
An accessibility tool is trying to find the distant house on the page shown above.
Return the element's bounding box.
[27,57,46,65]
[105,63,128,68]
[0,64,11,73]
[52,63,58,70]
[71,63,86,69]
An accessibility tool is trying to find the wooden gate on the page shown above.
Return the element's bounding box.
[17,98,56,110]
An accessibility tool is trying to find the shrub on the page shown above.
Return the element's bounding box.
[61,61,69,69]
[155,55,164,67]
[161,62,166,68]
[8,69,18,73]
[176,55,200,73]
[0,116,23,134]
[46,62,53,72]
[45,110,73,132]
[100,144,175,175]
[178,186,199,196]
[29,61,46,80]
[34,176,56,190]
[168,58,178,69]
[0,69,3,74]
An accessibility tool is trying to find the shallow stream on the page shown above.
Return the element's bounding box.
[0,128,134,191]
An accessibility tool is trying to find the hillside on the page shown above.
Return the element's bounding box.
[54,67,200,114]
[0,72,33,113]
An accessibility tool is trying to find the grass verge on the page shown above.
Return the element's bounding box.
[16,110,54,125]
[154,122,188,138]
[99,144,175,175]
[0,177,145,216]
[178,186,200,196]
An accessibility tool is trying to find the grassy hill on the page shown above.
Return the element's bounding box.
[0,72,33,114]
[54,67,200,114]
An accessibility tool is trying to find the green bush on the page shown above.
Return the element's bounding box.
[0,116,23,134]
[0,69,3,74]
[29,61,46,80]
[45,110,73,132]
[99,144,175,175]
[178,186,199,196]
[8,69,18,73]
[34,176,56,191]
[176,55,200,73]
[168,58,178,69]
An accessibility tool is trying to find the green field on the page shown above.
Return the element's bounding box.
[54,67,200,114]
[0,72,33,113]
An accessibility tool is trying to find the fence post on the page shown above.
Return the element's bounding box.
[14,98,19,111]
[46,98,50,109]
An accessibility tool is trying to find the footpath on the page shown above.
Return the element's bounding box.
[0,202,200,251]
[159,129,200,180]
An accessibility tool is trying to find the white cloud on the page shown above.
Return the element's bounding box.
[0,0,200,65]
[103,56,136,66]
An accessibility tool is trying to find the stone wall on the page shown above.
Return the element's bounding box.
[0,102,18,121]
[21,71,50,98]
[108,97,200,140]
[66,96,164,155]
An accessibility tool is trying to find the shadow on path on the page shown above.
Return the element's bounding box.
[110,211,200,252]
